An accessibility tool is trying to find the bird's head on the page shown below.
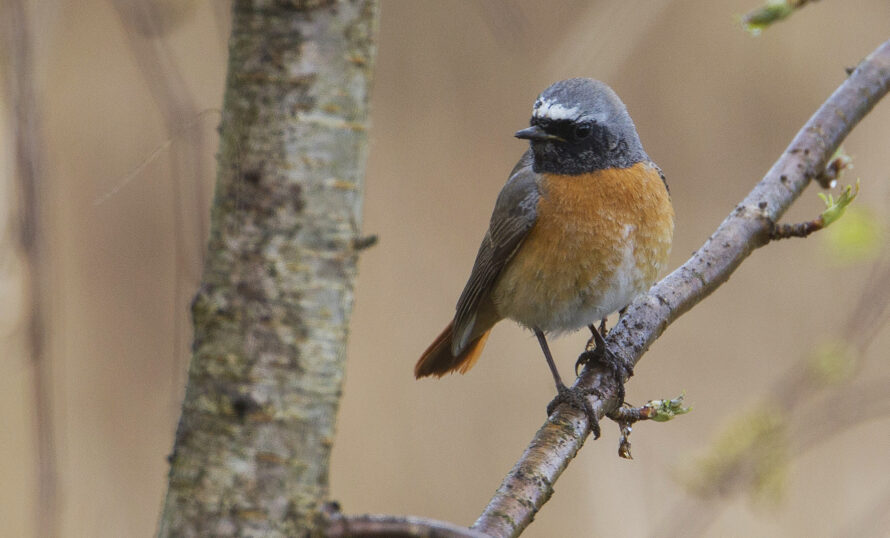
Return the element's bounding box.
[515,78,648,175]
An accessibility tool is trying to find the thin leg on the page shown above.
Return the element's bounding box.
[534,328,564,389]
[576,323,631,405]
[584,324,596,352]
[584,318,608,354]
[577,323,607,376]
[590,323,607,350]
[537,327,602,438]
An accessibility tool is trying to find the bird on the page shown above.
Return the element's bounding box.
[414,78,674,437]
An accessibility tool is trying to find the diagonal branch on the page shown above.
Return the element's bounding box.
[471,38,890,538]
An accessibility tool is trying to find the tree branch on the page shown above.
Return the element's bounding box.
[471,38,890,538]
[326,512,490,538]
[157,1,379,535]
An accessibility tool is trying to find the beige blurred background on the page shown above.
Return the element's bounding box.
[2,1,890,537]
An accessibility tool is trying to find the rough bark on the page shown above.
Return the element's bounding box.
[471,38,890,538]
[157,1,378,536]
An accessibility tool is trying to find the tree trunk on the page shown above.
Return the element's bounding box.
[157,1,378,536]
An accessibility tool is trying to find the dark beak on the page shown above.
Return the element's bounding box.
[514,125,565,143]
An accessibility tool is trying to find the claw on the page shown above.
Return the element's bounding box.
[575,349,632,403]
[547,383,602,439]
[574,349,595,377]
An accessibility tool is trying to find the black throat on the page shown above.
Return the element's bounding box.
[529,122,647,175]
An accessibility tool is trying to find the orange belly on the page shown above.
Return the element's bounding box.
[491,162,674,332]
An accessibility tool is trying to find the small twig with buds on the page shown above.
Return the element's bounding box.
[607,394,691,459]
[770,179,859,240]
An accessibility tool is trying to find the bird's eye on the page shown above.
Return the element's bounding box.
[573,124,592,140]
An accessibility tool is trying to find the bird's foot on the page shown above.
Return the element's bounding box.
[547,383,602,439]
[574,345,634,405]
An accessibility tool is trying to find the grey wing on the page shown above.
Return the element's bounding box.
[452,150,539,355]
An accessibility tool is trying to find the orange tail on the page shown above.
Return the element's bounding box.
[414,321,491,378]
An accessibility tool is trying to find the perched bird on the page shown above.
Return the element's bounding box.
[414,78,674,436]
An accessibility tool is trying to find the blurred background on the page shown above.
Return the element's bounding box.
[2,1,889,536]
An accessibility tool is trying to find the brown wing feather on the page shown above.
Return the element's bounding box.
[451,151,540,355]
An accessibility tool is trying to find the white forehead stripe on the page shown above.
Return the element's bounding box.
[533,98,580,121]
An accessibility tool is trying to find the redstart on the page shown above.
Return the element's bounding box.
[415,78,674,436]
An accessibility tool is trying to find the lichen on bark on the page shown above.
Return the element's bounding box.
[158,1,378,536]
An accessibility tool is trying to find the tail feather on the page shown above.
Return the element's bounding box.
[415,321,491,378]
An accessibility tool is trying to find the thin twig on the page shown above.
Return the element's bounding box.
[607,395,691,459]
[327,513,489,538]
[769,217,824,239]
[770,177,858,240]
[471,38,890,538]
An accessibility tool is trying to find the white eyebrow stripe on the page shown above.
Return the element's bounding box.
[533,99,580,121]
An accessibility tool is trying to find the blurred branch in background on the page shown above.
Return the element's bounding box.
[471,38,890,538]
[109,0,207,263]
[476,0,673,96]
[741,0,820,35]
[109,0,211,402]
[0,1,58,537]
[543,0,674,82]
[662,245,890,536]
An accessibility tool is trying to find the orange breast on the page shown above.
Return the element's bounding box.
[491,162,674,332]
